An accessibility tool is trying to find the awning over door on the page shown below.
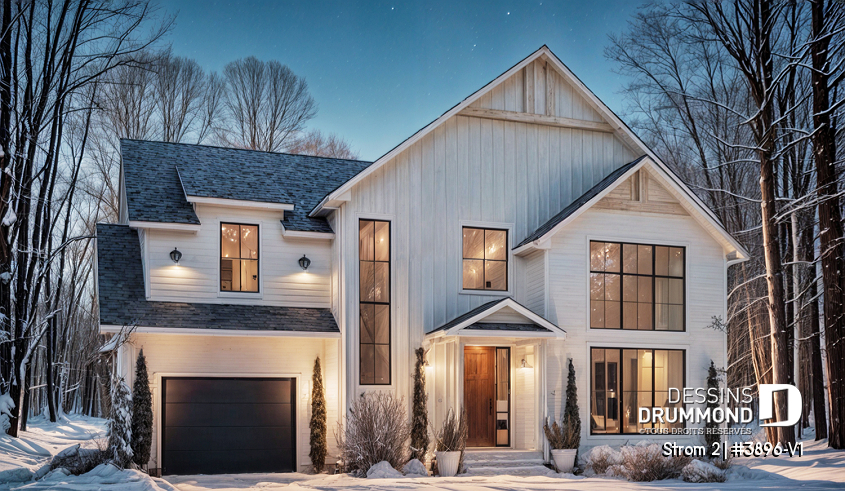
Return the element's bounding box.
[425,298,565,340]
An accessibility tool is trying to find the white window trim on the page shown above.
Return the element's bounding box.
[217,220,264,299]
[459,220,514,296]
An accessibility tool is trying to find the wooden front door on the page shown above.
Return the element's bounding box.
[464,346,495,447]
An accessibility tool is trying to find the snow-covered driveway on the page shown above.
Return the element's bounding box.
[165,439,845,491]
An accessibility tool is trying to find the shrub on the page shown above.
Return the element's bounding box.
[619,442,690,482]
[336,392,411,477]
[410,347,430,463]
[107,378,133,468]
[309,357,328,473]
[682,459,727,483]
[705,361,721,449]
[433,407,468,474]
[51,437,109,475]
[583,445,622,476]
[130,350,152,468]
[544,359,581,453]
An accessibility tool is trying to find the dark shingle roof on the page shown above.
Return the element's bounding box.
[120,139,372,232]
[429,298,558,334]
[515,156,646,248]
[96,223,339,333]
[465,323,549,332]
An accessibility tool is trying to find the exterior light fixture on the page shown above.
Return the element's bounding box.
[170,248,182,264]
[299,254,311,271]
[520,358,533,369]
[424,348,432,367]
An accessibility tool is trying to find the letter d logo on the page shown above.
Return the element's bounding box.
[759,384,802,427]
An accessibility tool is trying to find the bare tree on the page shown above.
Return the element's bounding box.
[155,51,221,144]
[217,57,317,152]
[287,129,359,159]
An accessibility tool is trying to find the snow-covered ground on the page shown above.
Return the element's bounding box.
[0,415,106,486]
[1,415,843,490]
[165,437,845,491]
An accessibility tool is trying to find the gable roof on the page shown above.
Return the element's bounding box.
[121,139,372,232]
[513,156,750,260]
[96,223,340,334]
[515,157,645,248]
[310,44,649,216]
[427,297,564,338]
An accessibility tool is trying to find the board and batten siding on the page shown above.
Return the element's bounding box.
[522,250,546,317]
[543,207,728,449]
[144,204,332,308]
[338,63,637,397]
[121,334,341,473]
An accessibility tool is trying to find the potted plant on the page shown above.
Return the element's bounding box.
[433,407,467,477]
[544,358,581,473]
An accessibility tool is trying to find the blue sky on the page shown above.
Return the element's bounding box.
[162,0,638,160]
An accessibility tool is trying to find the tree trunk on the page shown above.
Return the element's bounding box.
[810,0,845,449]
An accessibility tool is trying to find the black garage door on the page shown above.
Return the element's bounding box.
[162,377,296,475]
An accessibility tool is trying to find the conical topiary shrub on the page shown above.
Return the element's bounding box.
[411,347,430,463]
[130,350,152,468]
[108,377,133,468]
[309,357,327,473]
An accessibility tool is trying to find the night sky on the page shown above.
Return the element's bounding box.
[162,0,638,160]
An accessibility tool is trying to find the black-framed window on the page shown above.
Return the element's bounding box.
[590,241,685,331]
[590,347,685,435]
[462,227,508,291]
[220,223,259,292]
[359,220,390,385]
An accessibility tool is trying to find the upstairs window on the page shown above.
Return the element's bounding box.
[220,223,259,292]
[590,241,685,331]
[462,227,508,291]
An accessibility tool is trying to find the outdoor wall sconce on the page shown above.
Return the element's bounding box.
[424,348,432,367]
[170,247,182,264]
[299,254,311,271]
[520,358,533,369]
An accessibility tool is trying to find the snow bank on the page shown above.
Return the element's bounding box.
[366,461,404,479]
[682,459,726,483]
[12,463,176,490]
[402,459,428,476]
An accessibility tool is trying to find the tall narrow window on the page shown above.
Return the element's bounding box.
[590,241,685,331]
[591,347,684,435]
[462,227,508,291]
[220,223,259,292]
[359,220,390,385]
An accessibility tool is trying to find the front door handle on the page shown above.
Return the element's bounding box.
[489,398,493,415]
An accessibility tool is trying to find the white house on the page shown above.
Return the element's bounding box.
[97,45,748,475]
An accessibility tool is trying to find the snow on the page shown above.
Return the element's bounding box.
[402,459,429,477]
[680,459,725,483]
[366,461,403,479]
[0,415,105,488]
[2,416,843,490]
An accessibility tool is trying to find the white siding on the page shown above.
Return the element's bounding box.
[523,250,546,316]
[514,345,537,450]
[145,204,331,308]
[544,207,727,449]
[124,333,340,473]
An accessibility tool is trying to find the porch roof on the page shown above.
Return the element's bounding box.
[426,298,564,339]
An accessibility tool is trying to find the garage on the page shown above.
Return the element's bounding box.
[161,377,296,475]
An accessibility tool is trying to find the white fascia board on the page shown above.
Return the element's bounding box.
[186,195,294,211]
[99,324,341,339]
[279,222,335,240]
[128,221,201,233]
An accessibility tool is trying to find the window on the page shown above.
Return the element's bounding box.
[462,227,508,291]
[220,223,259,292]
[590,241,685,331]
[359,220,390,385]
[590,347,684,434]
